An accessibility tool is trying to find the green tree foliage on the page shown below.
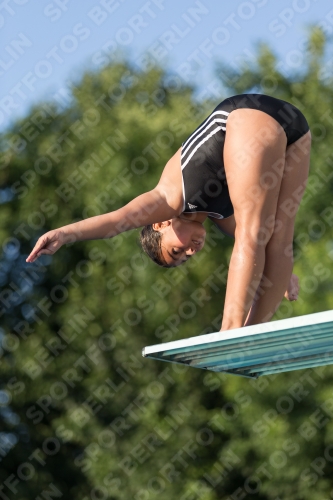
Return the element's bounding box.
[0,29,333,499]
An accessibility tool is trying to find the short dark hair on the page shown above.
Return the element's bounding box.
[139,225,171,267]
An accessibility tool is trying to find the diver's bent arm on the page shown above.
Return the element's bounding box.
[210,215,236,238]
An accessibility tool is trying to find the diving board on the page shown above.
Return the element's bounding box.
[142,310,333,378]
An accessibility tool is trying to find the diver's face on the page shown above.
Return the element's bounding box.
[153,218,206,266]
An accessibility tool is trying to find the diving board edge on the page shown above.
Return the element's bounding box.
[142,310,333,358]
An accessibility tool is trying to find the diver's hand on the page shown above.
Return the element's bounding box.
[284,273,299,301]
[26,229,66,263]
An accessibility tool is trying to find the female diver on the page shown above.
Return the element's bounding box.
[26,94,311,331]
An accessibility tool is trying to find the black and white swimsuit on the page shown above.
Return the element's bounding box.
[181,93,310,219]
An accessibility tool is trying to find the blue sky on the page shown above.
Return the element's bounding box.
[1,0,332,131]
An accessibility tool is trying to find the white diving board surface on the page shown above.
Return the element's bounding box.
[142,310,333,378]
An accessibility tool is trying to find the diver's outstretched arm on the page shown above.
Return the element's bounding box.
[26,187,178,263]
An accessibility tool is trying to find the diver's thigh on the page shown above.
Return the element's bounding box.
[224,109,287,233]
[270,130,311,242]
